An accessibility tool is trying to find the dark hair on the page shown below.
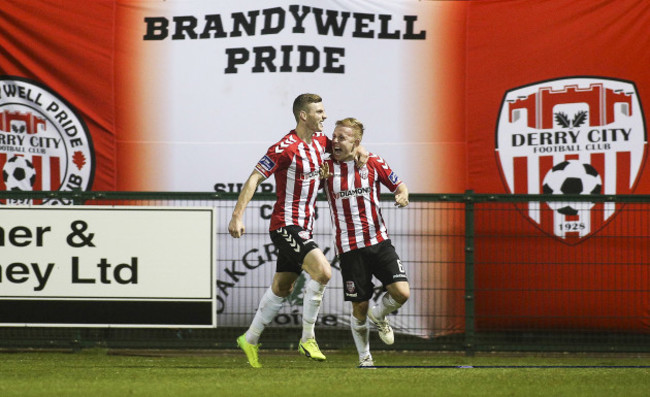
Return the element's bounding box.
[292,93,322,121]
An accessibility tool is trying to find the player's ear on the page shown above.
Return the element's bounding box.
[299,110,307,122]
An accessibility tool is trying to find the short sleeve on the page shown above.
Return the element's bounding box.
[369,154,402,192]
[255,144,284,178]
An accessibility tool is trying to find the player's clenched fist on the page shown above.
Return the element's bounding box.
[228,216,245,238]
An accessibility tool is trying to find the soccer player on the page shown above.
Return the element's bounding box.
[320,117,410,368]
[228,94,366,368]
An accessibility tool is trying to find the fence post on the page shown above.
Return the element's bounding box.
[71,188,84,205]
[464,190,476,356]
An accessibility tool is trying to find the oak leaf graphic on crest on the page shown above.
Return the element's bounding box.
[555,112,571,128]
[555,111,588,128]
[72,151,86,170]
[572,110,588,127]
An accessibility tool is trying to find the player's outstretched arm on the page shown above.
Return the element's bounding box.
[228,170,266,238]
[394,183,409,208]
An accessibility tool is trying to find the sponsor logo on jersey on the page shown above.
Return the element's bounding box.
[299,169,320,181]
[257,155,275,172]
[334,186,371,200]
[496,76,646,244]
[0,76,94,205]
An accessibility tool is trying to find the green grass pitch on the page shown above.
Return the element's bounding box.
[1,349,649,397]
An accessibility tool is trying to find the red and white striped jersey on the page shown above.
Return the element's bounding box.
[255,130,330,234]
[323,153,403,254]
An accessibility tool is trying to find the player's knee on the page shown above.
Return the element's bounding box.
[321,265,332,283]
[305,259,331,284]
[352,302,369,320]
[396,289,410,304]
[312,270,330,285]
[391,284,410,304]
[271,282,293,297]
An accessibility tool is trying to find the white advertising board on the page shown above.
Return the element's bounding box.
[0,206,216,327]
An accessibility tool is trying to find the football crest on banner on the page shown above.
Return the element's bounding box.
[0,76,94,204]
[495,77,646,244]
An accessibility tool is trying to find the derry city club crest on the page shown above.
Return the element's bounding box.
[0,76,95,204]
[496,77,647,243]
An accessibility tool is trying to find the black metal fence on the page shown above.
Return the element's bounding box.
[0,190,649,353]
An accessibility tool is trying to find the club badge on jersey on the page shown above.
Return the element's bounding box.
[359,166,368,179]
[298,229,313,242]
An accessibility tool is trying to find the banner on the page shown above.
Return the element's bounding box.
[113,0,466,194]
[0,0,115,191]
[465,0,650,331]
[0,206,216,327]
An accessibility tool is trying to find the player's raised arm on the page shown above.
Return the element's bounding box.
[228,170,266,238]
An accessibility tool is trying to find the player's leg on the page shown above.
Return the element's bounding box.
[340,247,375,366]
[386,280,410,304]
[369,281,410,345]
[298,248,331,361]
[301,248,331,339]
[248,271,298,343]
[351,301,374,367]
[367,295,396,345]
[367,240,409,345]
[373,281,410,317]
[270,225,329,360]
[237,230,303,368]
[237,272,298,368]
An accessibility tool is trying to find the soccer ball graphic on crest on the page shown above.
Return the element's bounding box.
[542,160,602,216]
[2,155,36,191]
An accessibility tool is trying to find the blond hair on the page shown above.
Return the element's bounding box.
[335,117,364,141]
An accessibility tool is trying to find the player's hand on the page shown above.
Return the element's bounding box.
[319,162,332,179]
[355,147,369,169]
[394,192,409,207]
[228,216,245,238]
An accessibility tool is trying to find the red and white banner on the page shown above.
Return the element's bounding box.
[466,0,650,332]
